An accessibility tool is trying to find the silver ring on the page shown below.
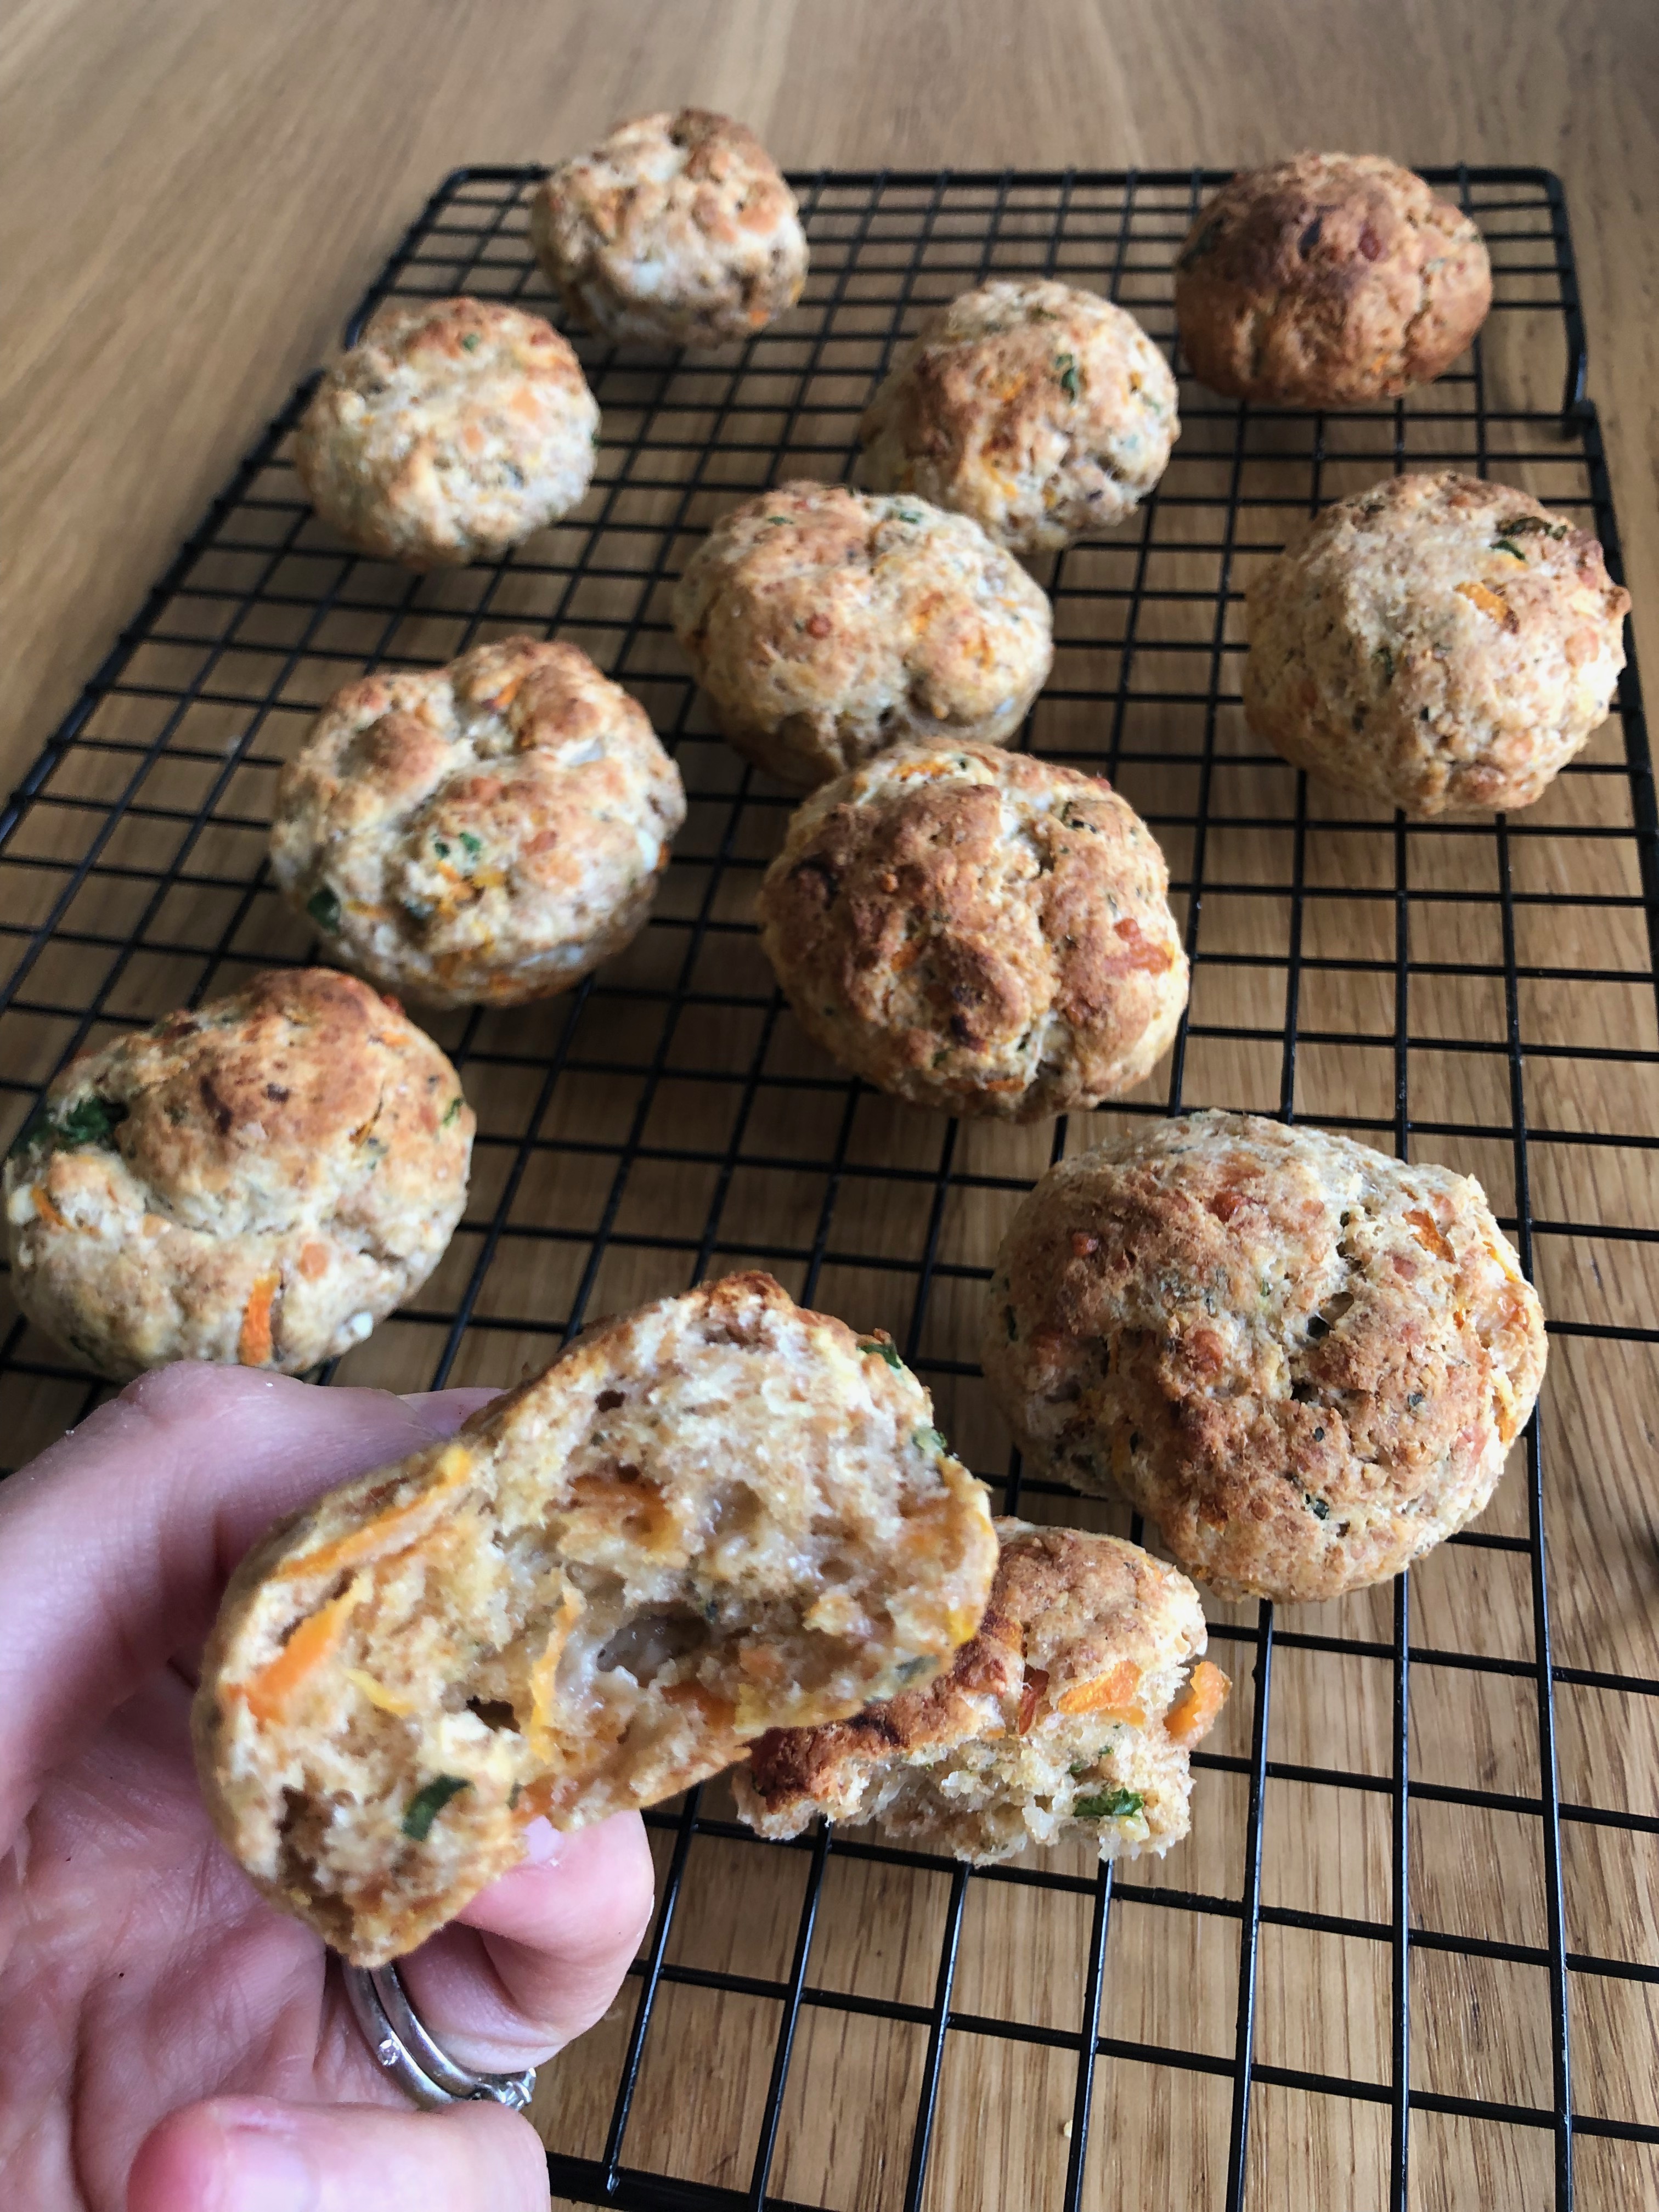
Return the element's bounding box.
[341,1956,539,2113]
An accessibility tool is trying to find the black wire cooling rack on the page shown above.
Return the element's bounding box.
[2,166,1655,2210]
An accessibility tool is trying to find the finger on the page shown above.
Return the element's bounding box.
[127,2091,549,2212]
[398,1813,656,2070]
[0,1364,496,1849]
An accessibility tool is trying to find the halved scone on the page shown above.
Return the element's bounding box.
[733,1519,1227,1864]
[193,1272,996,1963]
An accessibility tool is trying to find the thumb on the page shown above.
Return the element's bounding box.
[127,2093,549,2212]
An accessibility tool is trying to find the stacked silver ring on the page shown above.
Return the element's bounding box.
[342,1957,539,2113]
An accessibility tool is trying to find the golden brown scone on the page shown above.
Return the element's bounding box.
[1244,472,1630,814]
[193,1272,997,1964]
[270,637,686,1008]
[1173,153,1491,407]
[756,742,1188,1121]
[734,1518,1228,1865]
[858,279,1178,552]
[3,970,472,1380]
[294,297,599,567]
[982,1114,1547,1602]
[530,109,808,347]
[670,481,1053,789]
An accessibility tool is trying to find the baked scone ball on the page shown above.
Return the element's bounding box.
[671,481,1054,788]
[272,637,686,1008]
[757,742,1188,1121]
[4,969,472,1381]
[194,1271,997,1962]
[859,279,1178,553]
[983,1113,1548,1604]
[1174,153,1492,407]
[294,297,599,567]
[1245,472,1631,814]
[530,108,808,347]
[735,1519,1228,1865]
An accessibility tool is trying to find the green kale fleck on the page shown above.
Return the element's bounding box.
[893,504,926,524]
[895,1655,935,1684]
[55,1094,129,1149]
[1491,537,1526,561]
[1054,351,1081,400]
[1307,1494,1330,1521]
[307,885,342,933]
[459,831,484,860]
[402,1773,470,1842]
[442,1095,465,1126]
[1074,1787,1144,1820]
[913,1425,947,1455]
[460,332,481,351]
[1497,514,1568,541]
[433,838,452,859]
[9,1091,129,1160]
[591,428,603,449]
[1373,642,1395,684]
[857,1335,904,1370]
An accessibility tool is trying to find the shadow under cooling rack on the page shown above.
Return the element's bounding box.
[1,166,1656,2212]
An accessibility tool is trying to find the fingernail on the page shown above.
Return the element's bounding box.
[220,2121,320,2212]
[521,1815,562,1864]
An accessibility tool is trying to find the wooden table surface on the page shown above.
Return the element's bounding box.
[3,7,1657,2210]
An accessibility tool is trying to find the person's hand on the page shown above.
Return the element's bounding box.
[0,1364,657,2211]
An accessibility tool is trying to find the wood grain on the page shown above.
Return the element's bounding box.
[1,8,1656,2211]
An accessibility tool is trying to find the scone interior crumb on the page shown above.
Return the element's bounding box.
[194,1273,997,1963]
[736,1521,1228,1866]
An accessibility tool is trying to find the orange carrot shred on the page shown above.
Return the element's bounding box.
[32,1188,68,1230]
[1166,1658,1230,1746]
[241,1580,362,1725]
[238,1273,279,1366]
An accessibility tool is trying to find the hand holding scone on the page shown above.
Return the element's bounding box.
[0,1365,654,2212]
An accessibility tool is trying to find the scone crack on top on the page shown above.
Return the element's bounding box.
[531,108,809,347]
[272,636,686,1007]
[982,1111,1547,1601]
[858,278,1178,552]
[670,479,1054,788]
[294,296,600,567]
[757,740,1188,1120]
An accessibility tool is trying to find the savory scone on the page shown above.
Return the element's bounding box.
[271,637,686,1007]
[530,109,808,347]
[735,1518,1228,1865]
[671,481,1053,788]
[193,1272,997,1963]
[4,969,472,1380]
[294,297,599,567]
[1173,153,1492,406]
[983,1113,1547,1602]
[757,742,1188,1121]
[857,279,1178,553]
[1245,472,1631,814]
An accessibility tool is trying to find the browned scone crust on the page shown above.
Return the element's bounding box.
[530,109,808,347]
[982,1114,1547,1602]
[1244,472,1630,814]
[294,297,599,568]
[858,279,1178,552]
[193,1272,997,1963]
[270,637,686,1007]
[1174,154,1492,406]
[3,970,472,1379]
[734,1519,1229,1864]
[670,481,1053,789]
[757,742,1188,1121]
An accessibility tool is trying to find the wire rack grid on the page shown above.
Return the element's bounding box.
[0,166,1655,2211]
